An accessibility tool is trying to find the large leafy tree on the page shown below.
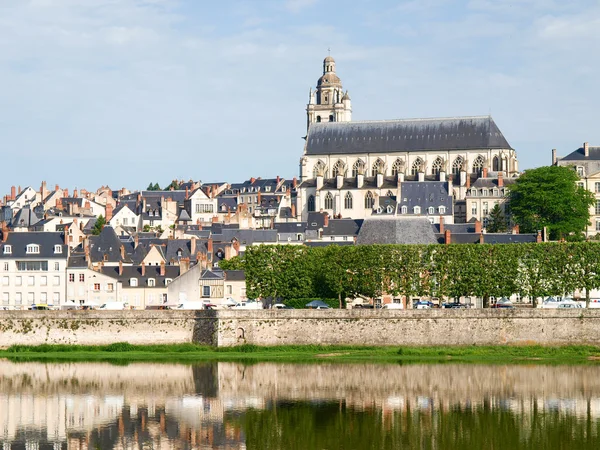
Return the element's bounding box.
[508,166,595,240]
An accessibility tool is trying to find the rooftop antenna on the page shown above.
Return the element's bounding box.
[328,47,331,56]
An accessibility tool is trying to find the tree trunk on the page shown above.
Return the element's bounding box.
[483,294,490,309]
[339,292,342,309]
[586,286,591,309]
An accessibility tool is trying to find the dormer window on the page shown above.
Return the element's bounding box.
[265,186,271,192]
[401,206,407,214]
[54,245,62,254]
[428,207,434,214]
[148,278,155,287]
[439,206,446,214]
[413,206,421,214]
[130,278,138,287]
[26,244,40,254]
[3,245,11,255]
[387,206,394,214]
[177,249,183,257]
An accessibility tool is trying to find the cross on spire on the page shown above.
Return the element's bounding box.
[328,47,331,56]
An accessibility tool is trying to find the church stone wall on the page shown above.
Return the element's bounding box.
[2,310,600,348]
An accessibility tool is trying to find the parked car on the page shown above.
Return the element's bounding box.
[305,300,331,309]
[99,302,128,310]
[353,304,374,309]
[442,302,467,309]
[413,301,433,309]
[557,302,583,309]
[382,303,404,310]
[272,303,294,309]
[492,303,515,309]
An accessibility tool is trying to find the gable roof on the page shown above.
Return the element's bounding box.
[357,217,438,245]
[0,232,67,258]
[560,146,600,161]
[88,226,130,263]
[305,116,512,155]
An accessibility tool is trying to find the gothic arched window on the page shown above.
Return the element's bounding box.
[431,157,443,176]
[308,195,315,212]
[472,155,485,176]
[452,156,464,176]
[391,159,404,177]
[332,160,345,177]
[492,156,499,172]
[352,159,365,177]
[364,191,375,209]
[324,192,334,210]
[313,160,326,178]
[344,192,353,209]
[371,159,385,177]
[411,158,423,176]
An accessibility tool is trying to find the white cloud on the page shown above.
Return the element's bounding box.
[285,0,318,13]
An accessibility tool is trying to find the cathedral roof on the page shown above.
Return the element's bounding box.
[324,55,335,63]
[305,116,512,155]
[317,73,341,86]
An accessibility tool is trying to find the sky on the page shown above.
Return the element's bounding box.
[1,0,599,194]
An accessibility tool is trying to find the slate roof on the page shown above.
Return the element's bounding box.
[305,241,355,247]
[322,219,363,236]
[560,146,600,161]
[214,229,278,245]
[217,197,238,212]
[68,253,88,268]
[0,232,67,258]
[471,177,516,189]
[396,182,453,215]
[224,270,245,281]
[200,269,223,280]
[301,176,398,190]
[357,217,438,245]
[10,206,41,228]
[100,265,180,287]
[88,226,131,263]
[274,222,307,233]
[305,116,512,155]
[483,234,537,244]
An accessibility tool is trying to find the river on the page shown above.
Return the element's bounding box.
[1,360,600,449]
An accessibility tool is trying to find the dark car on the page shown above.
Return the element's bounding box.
[442,302,467,309]
[413,301,435,309]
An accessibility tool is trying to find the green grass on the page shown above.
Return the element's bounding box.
[2,343,600,364]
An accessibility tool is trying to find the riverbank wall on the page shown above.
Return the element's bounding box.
[1,309,600,348]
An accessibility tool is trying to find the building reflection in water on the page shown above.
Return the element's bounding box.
[1,361,600,449]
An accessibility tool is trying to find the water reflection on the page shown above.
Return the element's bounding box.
[1,361,600,449]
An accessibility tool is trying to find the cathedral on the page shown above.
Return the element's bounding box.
[297,56,519,224]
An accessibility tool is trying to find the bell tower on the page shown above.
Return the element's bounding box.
[306,55,352,130]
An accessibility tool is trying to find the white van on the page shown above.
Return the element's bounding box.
[99,302,127,310]
[382,303,404,310]
[233,300,263,310]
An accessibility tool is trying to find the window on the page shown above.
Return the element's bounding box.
[15,292,22,305]
[27,276,34,286]
[123,217,128,225]
[577,166,584,177]
[227,285,232,295]
[332,160,345,177]
[431,157,443,176]
[492,155,500,171]
[578,182,584,189]
[27,292,34,303]
[471,203,477,215]
[148,278,155,287]
[401,205,407,214]
[41,276,47,286]
[439,206,446,214]
[3,263,7,271]
[483,201,489,215]
[107,283,114,292]
[26,245,40,254]
[2,293,8,306]
[40,292,47,303]
[202,285,211,297]
[482,189,488,196]
[308,195,316,212]
[324,192,334,210]
[165,278,172,286]
[313,160,326,178]
[452,156,464,176]
[79,274,84,282]
[371,159,385,177]
[53,276,60,286]
[414,206,421,214]
[94,283,100,291]
[411,158,423,176]
[130,278,138,287]
[329,114,334,122]
[54,262,60,271]
[195,204,214,213]
[54,245,62,254]
[69,274,74,282]
[2,276,8,286]
[595,183,600,193]
[17,261,48,271]
[3,245,11,255]
[391,159,404,177]
[428,207,434,214]
[352,159,365,177]
[344,192,353,209]
[16,276,22,286]
[596,221,600,231]
[364,191,375,209]
[472,156,484,175]
[53,293,60,304]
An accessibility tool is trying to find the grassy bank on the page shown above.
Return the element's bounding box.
[2,343,600,364]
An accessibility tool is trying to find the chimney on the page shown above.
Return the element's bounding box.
[105,203,113,222]
[180,257,190,274]
[497,172,504,188]
[377,173,384,187]
[136,193,141,208]
[141,262,146,277]
[257,191,262,204]
[212,215,218,223]
[444,229,451,245]
[552,149,557,165]
[190,237,197,256]
[475,220,482,234]
[536,230,542,243]
[64,226,69,245]
[316,175,324,190]
[584,142,590,158]
[357,173,364,189]
[465,174,471,189]
[134,234,139,249]
[18,185,21,195]
[1,222,9,243]
[439,216,444,234]
[185,186,189,200]
[207,237,213,255]
[73,189,78,198]
[292,177,298,189]
[160,260,165,276]
[118,260,123,276]
[324,213,329,228]
[10,186,15,201]
[512,224,519,235]
[56,198,63,209]
[120,245,125,259]
[439,171,446,182]
[291,203,296,218]
[55,184,59,192]
[276,175,280,184]
[417,172,424,182]
[479,233,485,244]
[483,167,488,178]
[250,177,256,184]
[337,174,344,189]
[63,188,68,198]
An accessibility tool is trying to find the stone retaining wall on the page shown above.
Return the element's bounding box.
[1,309,600,348]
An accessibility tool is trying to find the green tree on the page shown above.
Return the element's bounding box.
[508,166,595,240]
[487,204,507,233]
[92,215,106,235]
